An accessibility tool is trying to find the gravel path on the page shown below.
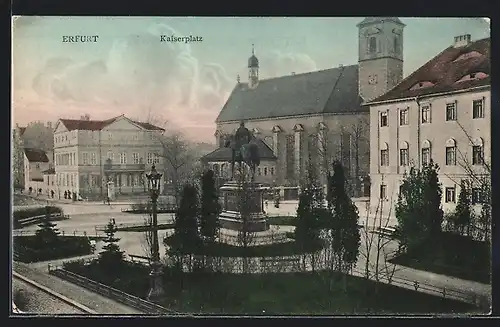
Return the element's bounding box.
[13,262,142,315]
[13,277,85,314]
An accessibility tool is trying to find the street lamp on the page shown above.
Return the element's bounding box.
[146,164,165,301]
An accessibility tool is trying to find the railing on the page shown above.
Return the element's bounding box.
[103,164,146,171]
[13,229,104,238]
[95,222,175,232]
[48,265,182,315]
[218,231,290,246]
[129,254,151,264]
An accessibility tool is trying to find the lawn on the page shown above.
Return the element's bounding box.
[266,216,296,226]
[62,260,476,314]
[164,235,322,257]
[389,232,490,284]
[13,235,92,263]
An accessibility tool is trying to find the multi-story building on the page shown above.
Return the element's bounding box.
[53,114,165,200]
[366,35,490,221]
[205,17,407,199]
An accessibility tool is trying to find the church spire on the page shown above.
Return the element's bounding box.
[248,44,259,88]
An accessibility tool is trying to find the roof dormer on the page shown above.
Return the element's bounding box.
[455,72,489,83]
[410,81,435,91]
[453,50,483,62]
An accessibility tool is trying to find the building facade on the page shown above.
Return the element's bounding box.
[207,17,406,198]
[53,115,165,200]
[23,148,53,195]
[367,35,490,219]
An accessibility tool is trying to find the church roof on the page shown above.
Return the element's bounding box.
[357,17,405,26]
[369,37,490,104]
[202,138,276,162]
[216,64,366,123]
[24,148,49,163]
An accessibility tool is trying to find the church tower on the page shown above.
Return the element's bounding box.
[248,44,259,88]
[357,17,405,102]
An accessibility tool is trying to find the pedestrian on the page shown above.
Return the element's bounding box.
[112,218,116,225]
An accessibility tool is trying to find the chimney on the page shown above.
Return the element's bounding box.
[454,34,472,48]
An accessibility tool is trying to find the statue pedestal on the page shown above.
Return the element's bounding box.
[218,180,269,232]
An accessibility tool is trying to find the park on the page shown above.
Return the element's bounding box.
[12,124,491,315]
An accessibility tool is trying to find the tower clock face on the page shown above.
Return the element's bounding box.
[368,75,378,85]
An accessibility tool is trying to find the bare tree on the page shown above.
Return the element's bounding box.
[140,205,154,259]
[348,118,370,197]
[21,121,54,152]
[359,177,399,289]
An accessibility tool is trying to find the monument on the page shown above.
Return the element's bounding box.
[218,121,269,233]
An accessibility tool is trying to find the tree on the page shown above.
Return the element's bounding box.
[325,161,360,289]
[395,162,443,253]
[98,221,125,270]
[169,184,201,272]
[453,180,473,236]
[294,157,323,272]
[199,169,221,271]
[35,206,60,245]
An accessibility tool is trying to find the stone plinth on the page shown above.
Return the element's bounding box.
[218,180,269,232]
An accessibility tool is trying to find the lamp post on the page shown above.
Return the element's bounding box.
[146,164,165,301]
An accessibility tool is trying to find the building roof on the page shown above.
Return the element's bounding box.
[58,115,165,132]
[357,17,404,27]
[216,64,366,122]
[42,168,55,174]
[202,138,276,162]
[24,148,49,163]
[369,37,490,104]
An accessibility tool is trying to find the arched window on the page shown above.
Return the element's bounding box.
[445,138,457,166]
[380,142,389,166]
[394,36,399,54]
[421,140,432,165]
[399,141,409,166]
[369,37,377,53]
[213,164,219,175]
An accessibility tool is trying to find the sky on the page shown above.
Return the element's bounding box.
[12,17,490,142]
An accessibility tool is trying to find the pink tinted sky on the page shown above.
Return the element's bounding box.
[12,17,490,142]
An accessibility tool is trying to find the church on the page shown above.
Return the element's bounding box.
[202,17,406,199]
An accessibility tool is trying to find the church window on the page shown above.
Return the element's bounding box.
[264,167,268,176]
[369,37,377,53]
[394,37,400,54]
[285,134,295,180]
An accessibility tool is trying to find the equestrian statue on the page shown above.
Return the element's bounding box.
[224,121,261,182]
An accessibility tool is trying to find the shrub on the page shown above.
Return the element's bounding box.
[13,289,29,311]
[13,206,63,221]
[14,236,91,263]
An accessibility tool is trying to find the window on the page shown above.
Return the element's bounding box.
[394,37,399,54]
[257,167,261,176]
[36,163,40,169]
[264,167,268,176]
[400,148,409,166]
[473,99,484,119]
[399,108,409,125]
[90,152,97,165]
[446,102,457,121]
[108,132,113,140]
[379,184,387,200]
[369,36,377,53]
[134,174,140,186]
[132,153,140,164]
[380,111,388,127]
[445,146,456,165]
[380,149,389,166]
[270,167,275,175]
[133,132,139,140]
[422,147,431,166]
[147,153,153,164]
[149,132,155,140]
[421,105,431,123]
[472,145,484,165]
[472,188,482,204]
[153,153,160,164]
[120,152,127,164]
[445,187,456,203]
[82,152,89,165]
[107,151,114,163]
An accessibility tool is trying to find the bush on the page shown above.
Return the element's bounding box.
[13,289,29,311]
[14,236,92,263]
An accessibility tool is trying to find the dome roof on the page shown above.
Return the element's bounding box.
[248,54,259,68]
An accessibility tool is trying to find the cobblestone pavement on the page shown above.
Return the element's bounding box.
[13,276,86,314]
[13,262,142,315]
